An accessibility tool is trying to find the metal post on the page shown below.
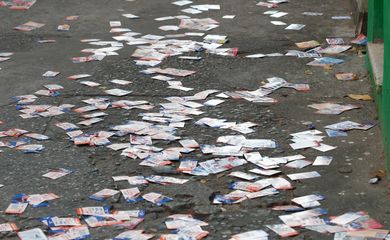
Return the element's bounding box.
[367,0,384,42]
[382,0,390,176]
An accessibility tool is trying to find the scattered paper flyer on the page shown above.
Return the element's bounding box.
[287,171,321,180]
[14,21,45,31]
[266,224,299,237]
[105,89,132,96]
[313,156,333,166]
[285,24,306,30]
[42,168,73,180]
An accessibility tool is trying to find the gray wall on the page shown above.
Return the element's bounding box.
[357,0,368,12]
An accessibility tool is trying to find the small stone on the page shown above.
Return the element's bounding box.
[369,177,380,184]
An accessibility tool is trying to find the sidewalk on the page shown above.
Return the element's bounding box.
[0,0,389,239]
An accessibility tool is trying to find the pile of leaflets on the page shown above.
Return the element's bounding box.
[0,0,387,239]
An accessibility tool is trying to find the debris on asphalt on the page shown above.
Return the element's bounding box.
[0,0,36,10]
[335,72,359,81]
[347,94,373,101]
[369,176,381,184]
[42,168,73,179]
[57,24,71,31]
[351,33,368,45]
[0,0,387,239]
[13,21,45,31]
[307,57,345,67]
[308,103,359,115]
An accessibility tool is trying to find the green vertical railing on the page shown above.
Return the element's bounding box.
[367,0,390,176]
[382,0,390,175]
[367,0,383,42]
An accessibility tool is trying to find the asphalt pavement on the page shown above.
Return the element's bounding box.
[1,0,390,239]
